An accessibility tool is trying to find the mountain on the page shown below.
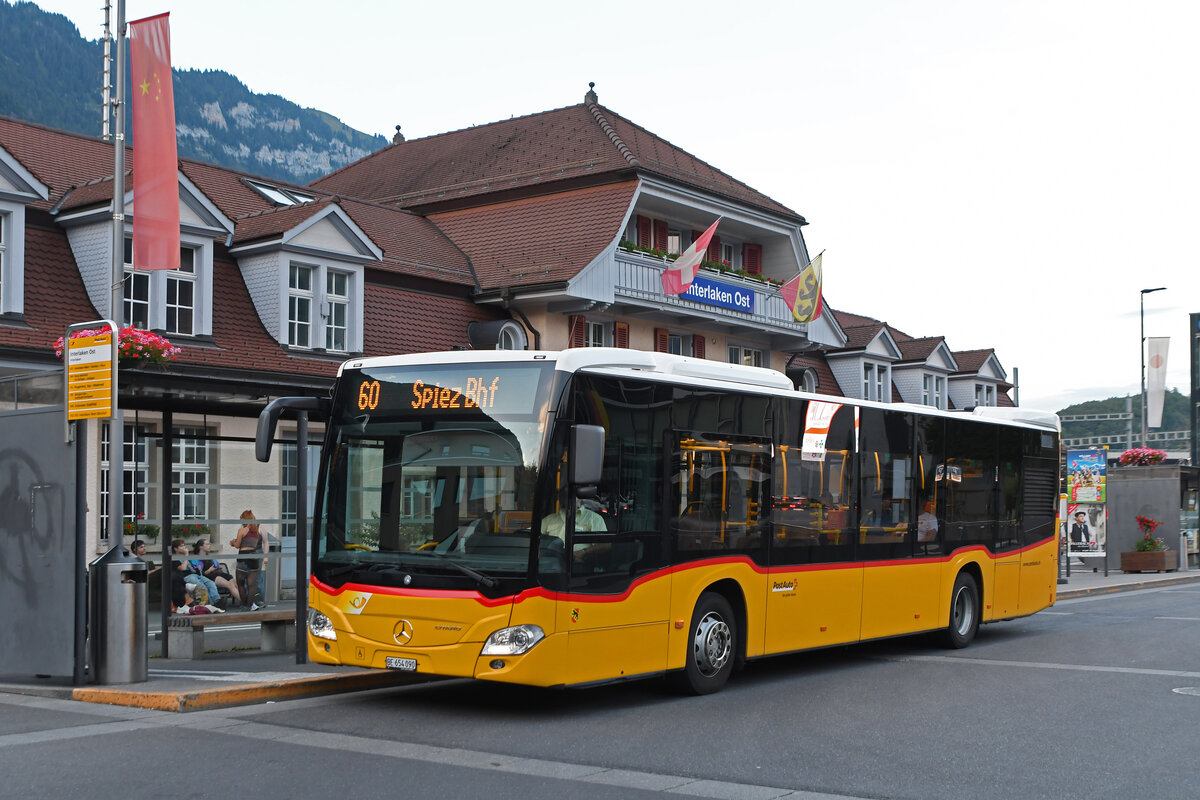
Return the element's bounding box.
[0,1,387,184]
[1058,389,1190,440]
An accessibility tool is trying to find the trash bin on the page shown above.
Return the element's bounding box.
[264,540,282,604]
[89,545,148,684]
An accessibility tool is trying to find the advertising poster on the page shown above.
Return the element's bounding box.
[1067,448,1107,503]
[1066,502,1106,556]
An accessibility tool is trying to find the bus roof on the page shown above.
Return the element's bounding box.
[337,349,1058,431]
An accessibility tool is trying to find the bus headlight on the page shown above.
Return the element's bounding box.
[481,624,544,656]
[307,608,337,641]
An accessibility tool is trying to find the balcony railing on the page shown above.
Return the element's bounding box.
[612,248,806,333]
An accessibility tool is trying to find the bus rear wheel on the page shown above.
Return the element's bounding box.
[941,572,979,649]
[676,592,736,695]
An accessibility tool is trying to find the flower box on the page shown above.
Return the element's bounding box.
[1119,550,1176,573]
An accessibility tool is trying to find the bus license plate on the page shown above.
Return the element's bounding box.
[385,656,418,671]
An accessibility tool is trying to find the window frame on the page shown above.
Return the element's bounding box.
[120,235,211,335]
[728,345,763,368]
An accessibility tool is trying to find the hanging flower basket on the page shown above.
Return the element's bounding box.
[53,326,181,365]
[1117,447,1166,467]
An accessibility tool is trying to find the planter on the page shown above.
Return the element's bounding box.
[1119,550,1176,573]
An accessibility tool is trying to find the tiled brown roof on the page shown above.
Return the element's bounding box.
[337,199,474,285]
[787,354,844,398]
[429,181,638,290]
[837,324,886,351]
[313,102,803,221]
[952,348,996,374]
[230,198,337,244]
[365,284,503,354]
[1,222,100,359]
[0,115,119,211]
[896,337,945,364]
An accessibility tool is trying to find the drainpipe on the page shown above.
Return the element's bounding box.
[501,288,541,350]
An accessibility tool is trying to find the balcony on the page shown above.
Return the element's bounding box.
[605,247,810,343]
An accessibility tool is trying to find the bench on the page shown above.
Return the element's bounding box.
[167,609,298,659]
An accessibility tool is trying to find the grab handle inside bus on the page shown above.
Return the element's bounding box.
[570,424,605,493]
[256,396,330,462]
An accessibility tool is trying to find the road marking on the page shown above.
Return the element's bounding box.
[1173,687,1200,697]
[1154,617,1200,621]
[894,655,1200,680]
[222,719,859,799]
[0,694,860,799]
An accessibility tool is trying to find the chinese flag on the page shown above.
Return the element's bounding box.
[129,13,180,271]
[780,251,824,323]
[661,218,720,295]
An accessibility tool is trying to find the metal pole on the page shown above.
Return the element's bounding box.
[1141,291,1146,448]
[295,412,308,664]
[1140,287,1166,448]
[107,0,126,548]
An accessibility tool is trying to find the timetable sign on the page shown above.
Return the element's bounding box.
[67,332,115,420]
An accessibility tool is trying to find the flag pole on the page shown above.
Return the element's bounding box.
[107,0,126,548]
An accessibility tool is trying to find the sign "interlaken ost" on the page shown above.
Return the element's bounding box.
[680,275,755,313]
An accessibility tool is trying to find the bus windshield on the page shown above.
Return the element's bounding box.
[314,362,555,591]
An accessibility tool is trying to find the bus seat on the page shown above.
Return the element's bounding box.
[497,510,532,532]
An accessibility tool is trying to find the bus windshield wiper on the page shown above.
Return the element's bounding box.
[425,551,498,588]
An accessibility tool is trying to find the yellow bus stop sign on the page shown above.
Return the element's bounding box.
[66,326,117,421]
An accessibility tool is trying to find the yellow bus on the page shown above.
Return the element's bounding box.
[257,348,1060,694]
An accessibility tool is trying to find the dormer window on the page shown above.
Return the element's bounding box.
[122,237,200,335]
[246,179,315,207]
[288,263,313,348]
[864,362,888,402]
[923,374,946,409]
[975,383,995,407]
[285,260,357,353]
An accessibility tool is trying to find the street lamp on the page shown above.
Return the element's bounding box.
[1141,286,1167,447]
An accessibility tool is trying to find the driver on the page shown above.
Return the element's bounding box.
[541,494,607,540]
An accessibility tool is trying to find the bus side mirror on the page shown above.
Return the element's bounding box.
[570,424,605,488]
[256,396,330,461]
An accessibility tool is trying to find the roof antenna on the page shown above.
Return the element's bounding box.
[392,125,405,144]
[585,82,598,104]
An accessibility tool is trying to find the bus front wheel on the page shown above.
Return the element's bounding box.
[941,572,979,649]
[676,592,736,695]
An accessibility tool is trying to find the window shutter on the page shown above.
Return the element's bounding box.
[653,219,668,252]
[654,328,669,353]
[568,315,586,348]
[743,243,762,275]
[706,235,721,263]
[692,335,706,359]
[614,321,629,349]
[636,216,651,248]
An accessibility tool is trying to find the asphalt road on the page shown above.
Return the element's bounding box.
[4,584,1199,800]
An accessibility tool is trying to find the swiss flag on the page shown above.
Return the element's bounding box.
[130,13,180,271]
[662,218,720,295]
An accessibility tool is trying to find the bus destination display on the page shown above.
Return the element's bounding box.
[348,365,547,416]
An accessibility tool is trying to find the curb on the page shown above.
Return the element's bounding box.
[1057,572,1200,600]
[69,669,424,712]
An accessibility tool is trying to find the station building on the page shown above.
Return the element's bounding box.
[0,86,1013,574]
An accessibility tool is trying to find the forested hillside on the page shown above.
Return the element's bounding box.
[1058,389,1190,439]
[0,1,387,184]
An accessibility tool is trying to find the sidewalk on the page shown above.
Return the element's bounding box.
[4,566,1199,713]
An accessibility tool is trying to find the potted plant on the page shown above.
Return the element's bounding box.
[124,513,160,543]
[1117,447,1167,467]
[1120,515,1175,572]
[53,326,181,367]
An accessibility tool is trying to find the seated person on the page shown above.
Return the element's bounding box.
[541,495,607,540]
[190,538,239,608]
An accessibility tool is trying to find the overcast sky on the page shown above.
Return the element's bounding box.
[30,0,1200,413]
